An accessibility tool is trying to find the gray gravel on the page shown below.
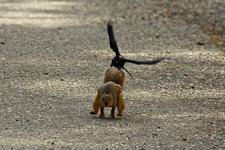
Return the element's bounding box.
[0,0,225,149]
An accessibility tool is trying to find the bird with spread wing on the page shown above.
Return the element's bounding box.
[107,21,163,76]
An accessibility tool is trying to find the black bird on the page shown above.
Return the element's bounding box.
[107,21,164,76]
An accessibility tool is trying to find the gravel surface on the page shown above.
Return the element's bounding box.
[0,0,225,149]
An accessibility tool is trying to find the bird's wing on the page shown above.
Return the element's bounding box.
[107,21,120,56]
[124,58,164,65]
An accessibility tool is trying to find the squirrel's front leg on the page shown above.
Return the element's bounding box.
[99,107,105,118]
[111,108,115,118]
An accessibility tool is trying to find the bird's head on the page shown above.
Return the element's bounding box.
[111,55,125,69]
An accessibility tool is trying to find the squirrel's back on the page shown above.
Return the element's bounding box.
[104,67,126,88]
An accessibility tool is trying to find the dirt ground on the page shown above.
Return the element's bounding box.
[0,0,224,149]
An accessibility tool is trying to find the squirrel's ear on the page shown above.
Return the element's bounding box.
[101,93,106,98]
[108,93,113,100]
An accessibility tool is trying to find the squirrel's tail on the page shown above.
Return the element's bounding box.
[104,67,126,88]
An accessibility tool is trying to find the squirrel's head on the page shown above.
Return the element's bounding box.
[99,93,113,107]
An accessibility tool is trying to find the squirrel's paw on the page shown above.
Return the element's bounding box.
[111,114,115,118]
[117,114,123,116]
[90,111,97,115]
[99,114,105,118]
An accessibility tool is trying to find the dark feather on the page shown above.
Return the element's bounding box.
[124,58,164,65]
[107,21,120,56]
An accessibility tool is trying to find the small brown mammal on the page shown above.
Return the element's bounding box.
[90,67,126,118]
[90,81,125,118]
[104,67,126,88]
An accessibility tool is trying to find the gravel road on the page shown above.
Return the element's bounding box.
[0,0,225,149]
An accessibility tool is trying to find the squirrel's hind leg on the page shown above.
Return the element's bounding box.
[117,91,125,116]
[90,91,100,115]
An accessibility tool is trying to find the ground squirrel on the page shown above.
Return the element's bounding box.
[104,67,125,88]
[90,67,126,118]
